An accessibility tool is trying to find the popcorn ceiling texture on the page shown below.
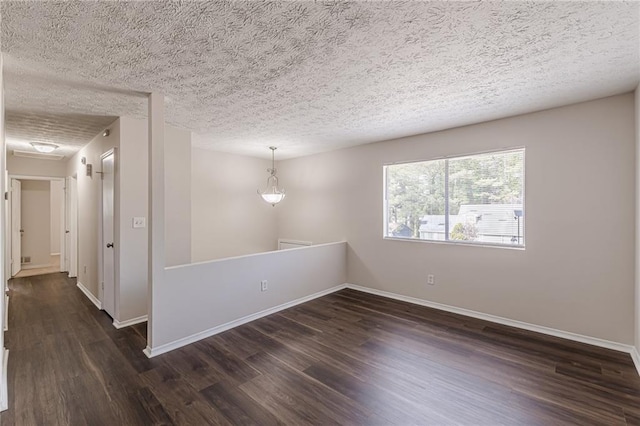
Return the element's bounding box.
[1,1,639,159]
[6,111,118,158]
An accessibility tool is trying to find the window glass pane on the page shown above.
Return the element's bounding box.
[447,150,524,245]
[385,160,445,239]
[384,149,524,247]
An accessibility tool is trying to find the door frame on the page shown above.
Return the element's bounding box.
[65,175,78,278]
[9,179,20,278]
[99,148,118,319]
[3,171,8,284]
[6,175,66,278]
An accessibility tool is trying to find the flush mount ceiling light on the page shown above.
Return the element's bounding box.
[258,146,286,206]
[31,142,59,153]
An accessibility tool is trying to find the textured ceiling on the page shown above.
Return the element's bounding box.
[6,111,117,158]
[2,1,639,159]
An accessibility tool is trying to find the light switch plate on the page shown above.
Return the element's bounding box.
[132,217,146,228]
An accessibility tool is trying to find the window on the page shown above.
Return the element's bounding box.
[384,148,524,247]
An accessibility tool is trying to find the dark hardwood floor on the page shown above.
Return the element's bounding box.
[2,273,639,425]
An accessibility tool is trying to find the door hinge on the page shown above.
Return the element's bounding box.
[101,282,104,290]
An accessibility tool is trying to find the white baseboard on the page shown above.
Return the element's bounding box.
[345,284,635,355]
[144,284,348,358]
[77,282,101,310]
[0,348,8,411]
[631,347,640,377]
[50,252,60,256]
[113,315,147,329]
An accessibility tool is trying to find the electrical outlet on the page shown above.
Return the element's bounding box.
[427,274,435,285]
[260,280,268,292]
[132,217,146,228]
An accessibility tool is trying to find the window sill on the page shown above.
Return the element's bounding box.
[383,236,525,250]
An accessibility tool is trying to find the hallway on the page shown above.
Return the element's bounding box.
[1,273,154,425]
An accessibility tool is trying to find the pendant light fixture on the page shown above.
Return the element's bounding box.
[258,146,286,206]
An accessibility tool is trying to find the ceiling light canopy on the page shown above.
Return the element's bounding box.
[258,146,285,206]
[31,142,59,153]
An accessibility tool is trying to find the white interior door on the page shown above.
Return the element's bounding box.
[64,179,69,273]
[65,176,78,277]
[10,179,21,277]
[101,152,116,317]
[5,171,10,282]
[56,180,65,272]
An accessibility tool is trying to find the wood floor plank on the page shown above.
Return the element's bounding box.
[133,386,176,426]
[158,347,226,392]
[234,325,318,371]
[139,364,232,426]
[239,374,332,425]
[193,339,261,385]
[213,329,263,360]
[199,381,282,426]
[245,351,371,425]
[2,277,639,425]
[302,361,456,425]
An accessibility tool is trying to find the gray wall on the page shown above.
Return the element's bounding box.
[117,116,148,321]
[0,53,6,410]
[116,117,192,321]
[67,122,118,300]
[7,155,67,177]
[165,125,192,267]
[68,117,192,322]
[278,93,636,345]
[635,86,640,356]
[191,148,278,262]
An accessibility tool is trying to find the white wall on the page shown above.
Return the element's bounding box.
[165,126,191,267]
[117,117,147,321]
[7,156,67,178]
[68,117,191,323]
[151,241,347,354]
[117,117,191,322]
[67,122,118,299]
[279,94,636,345]
[191,148,278,262]
[50,180,63,254]
[20,180,50,267]
[0,53,7,411]
[635,85,640,358]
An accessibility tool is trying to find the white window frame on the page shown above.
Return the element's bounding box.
[383,148,525,249]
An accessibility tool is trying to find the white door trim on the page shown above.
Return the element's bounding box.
[4,171,9,284]
[100,148,117,319]
[64,176,78,278]
[58,180,65,272]
[9,179,20,278]
[8,174,64,181]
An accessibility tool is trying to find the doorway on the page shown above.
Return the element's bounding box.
[8,176,66,278]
